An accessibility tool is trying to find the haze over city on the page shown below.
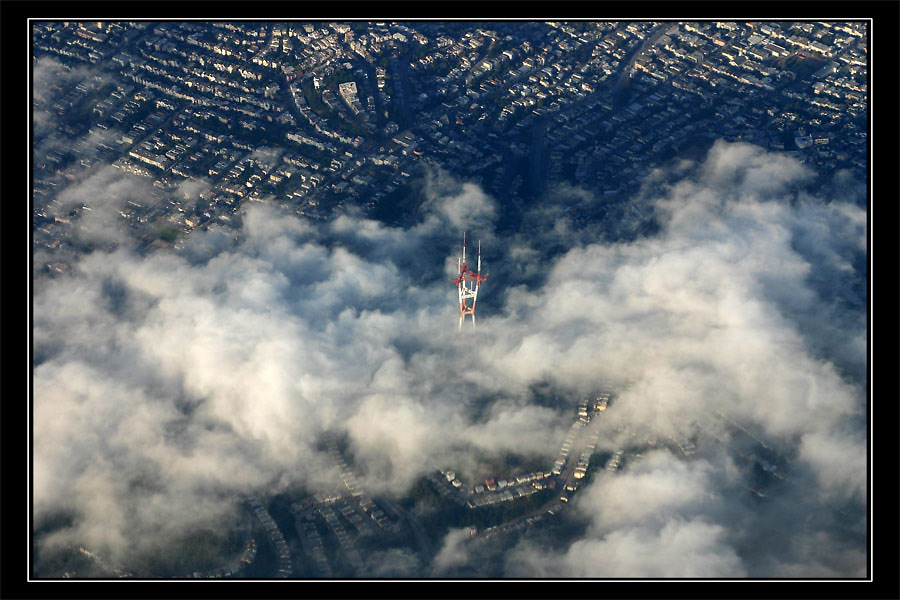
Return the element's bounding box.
[29,18,868,581]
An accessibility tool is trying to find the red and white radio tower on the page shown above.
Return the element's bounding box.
[450,232,489,330]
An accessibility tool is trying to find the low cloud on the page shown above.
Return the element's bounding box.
[508,517,745,578]
[32,141,866,577]
[431,528,472,574]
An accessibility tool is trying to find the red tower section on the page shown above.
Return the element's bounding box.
[451,233,488,329]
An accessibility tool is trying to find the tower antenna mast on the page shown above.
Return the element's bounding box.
[450,232,488,330]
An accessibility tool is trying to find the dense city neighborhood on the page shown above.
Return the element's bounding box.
[33,20,867,276]
[30,18,869,580]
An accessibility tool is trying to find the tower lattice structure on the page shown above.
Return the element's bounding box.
[450,233,488,330]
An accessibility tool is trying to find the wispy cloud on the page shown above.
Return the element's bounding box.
[32,141,866,577]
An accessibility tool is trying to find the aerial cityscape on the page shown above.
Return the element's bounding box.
[31,19,868,580]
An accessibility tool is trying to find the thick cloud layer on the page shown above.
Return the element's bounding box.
[506,452,747,577]
[32,141,866,577]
